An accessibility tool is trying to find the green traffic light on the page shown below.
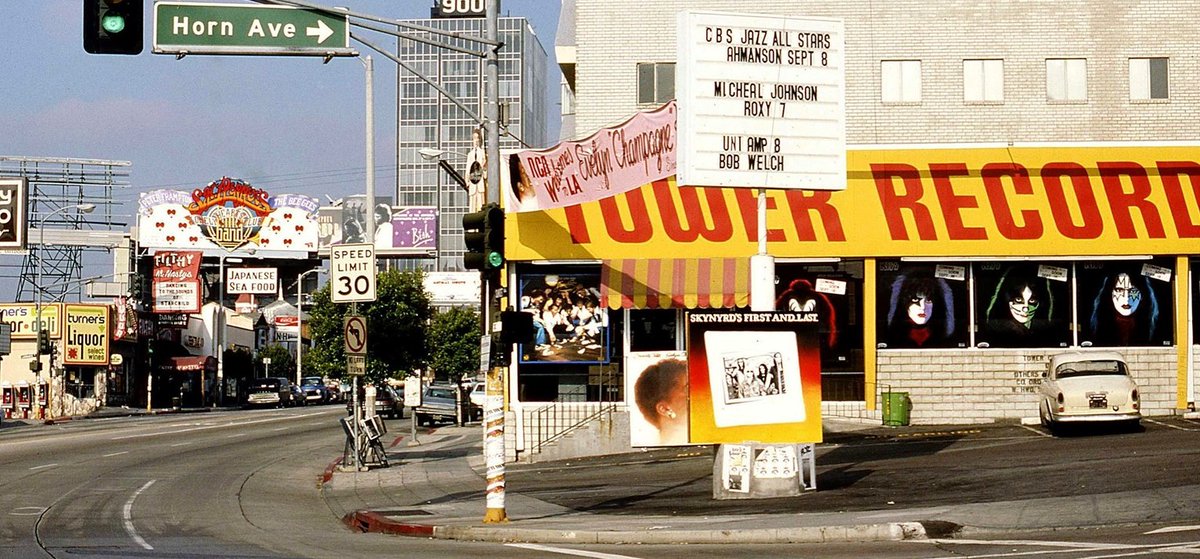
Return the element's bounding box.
[486,252,503,269]
[101,13,126,34]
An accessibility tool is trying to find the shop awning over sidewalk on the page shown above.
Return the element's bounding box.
[160,355,216,373]
[600,258,750,310]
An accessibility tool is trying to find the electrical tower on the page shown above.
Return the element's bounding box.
[0,157,129,303]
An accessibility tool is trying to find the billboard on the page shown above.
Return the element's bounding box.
[63,304,109,366]
[0,178,27,250]
[136,177,319,253]
[317,197,436,256]
[152,250,202,313]
[687,310,823,444]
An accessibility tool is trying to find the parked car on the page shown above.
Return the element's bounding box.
[374,386,404,419]
[300,376,328,404]
[1039,351,1141,432]
[466,380,485,421]
[415,384,461,426]
[245,377,294,408]
[325,382,342,403]
[289,384,306,406]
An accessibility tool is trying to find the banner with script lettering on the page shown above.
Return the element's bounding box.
[153,250,202,314]
[508,101,676,213]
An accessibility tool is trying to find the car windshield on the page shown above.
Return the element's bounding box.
[427,388,455,399]
[302,377,322,386]
[1056,360,1127,379]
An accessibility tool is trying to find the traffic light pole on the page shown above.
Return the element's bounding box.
[481,0,508,526]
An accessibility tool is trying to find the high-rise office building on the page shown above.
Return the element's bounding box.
[395,16,550,272]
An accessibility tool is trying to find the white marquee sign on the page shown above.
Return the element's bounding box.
[676,11,845,190]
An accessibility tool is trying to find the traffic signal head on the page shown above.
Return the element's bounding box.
[462,204,505,272]
[37,329,51,356]
[84,0,144,55]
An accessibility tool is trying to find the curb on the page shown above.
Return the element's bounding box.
[341,510,939,544]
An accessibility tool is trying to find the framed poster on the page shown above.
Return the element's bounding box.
[517,272,609,364]
[875,261,969,349]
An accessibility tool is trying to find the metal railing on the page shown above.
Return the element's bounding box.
[525,398,618,455]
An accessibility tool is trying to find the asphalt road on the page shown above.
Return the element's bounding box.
[6,409,1200,558]
[0,408,568,558]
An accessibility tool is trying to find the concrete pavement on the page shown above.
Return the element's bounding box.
[322,415,1200,545]
[322,418,968,544]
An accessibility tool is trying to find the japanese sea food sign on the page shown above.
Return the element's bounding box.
[137,177,320,252]
[63,304,109,366]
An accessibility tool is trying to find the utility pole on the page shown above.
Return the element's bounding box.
[481,0,507,525]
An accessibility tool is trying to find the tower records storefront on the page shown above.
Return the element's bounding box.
[503,143,1200,424]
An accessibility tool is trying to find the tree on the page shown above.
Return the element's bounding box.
[256,344,295,380]
[427,306,481,382]
[303,269,433,386]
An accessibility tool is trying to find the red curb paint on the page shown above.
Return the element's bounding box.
[320,456,343,486]
[388,435,406,448]
[342,511,436,537]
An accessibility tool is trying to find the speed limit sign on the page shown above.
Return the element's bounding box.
[330,243,377,303]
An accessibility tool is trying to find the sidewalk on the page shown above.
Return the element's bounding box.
[322,419,950,545]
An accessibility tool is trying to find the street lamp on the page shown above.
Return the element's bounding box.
[34,203,96,419]
[215,253,246,407]
[295,267,324,388]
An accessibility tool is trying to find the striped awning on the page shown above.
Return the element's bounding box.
[600,258,751,310]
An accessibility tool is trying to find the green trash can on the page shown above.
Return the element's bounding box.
[882,391,911,426]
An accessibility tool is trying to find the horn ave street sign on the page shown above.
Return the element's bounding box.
[153,1,355,57]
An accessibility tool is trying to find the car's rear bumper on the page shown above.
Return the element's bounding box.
[1051,411,1141,423]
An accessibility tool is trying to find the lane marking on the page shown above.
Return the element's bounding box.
[226,433,246,438]
[1146,417,1193,431]
[123,480,156,551]
[103,451,129,457]
[111,411,330,440]
[1018,424,1052,438]
[506,543,643,559]
[10,507,48,516]
[171,442,193,447]
[29,463,58,471]
[1146,525,1200,535]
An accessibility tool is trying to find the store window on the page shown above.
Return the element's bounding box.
[775,261,864,400]
[514,266,624,403]
[876,261,970,349]
[628,309,679,352]
[1077,259,1173,347]
[974,262,1072,348]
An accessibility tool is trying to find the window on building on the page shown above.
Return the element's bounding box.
[1130,57,1169,100]
[881,60,921,103]
[1078,259,1173,347]
[876,261,970,350]
[1046,58,1087,101]
[963,59,1003,102]
[637,62,675,104]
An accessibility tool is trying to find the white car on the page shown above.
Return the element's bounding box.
[1039,351,1141,432]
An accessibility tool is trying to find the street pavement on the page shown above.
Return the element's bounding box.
[12,407,1200,545]
[320,415,1200,545]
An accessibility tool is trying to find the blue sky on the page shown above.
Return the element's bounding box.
[2,1,562,220]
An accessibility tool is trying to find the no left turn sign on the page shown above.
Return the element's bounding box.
[344,315,367,355]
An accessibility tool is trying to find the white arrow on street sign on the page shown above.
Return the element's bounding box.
[306,20,332,44]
